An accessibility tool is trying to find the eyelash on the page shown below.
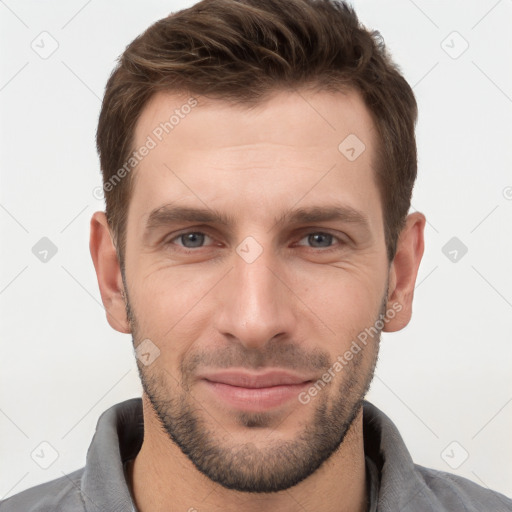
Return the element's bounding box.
[165,230,347,253]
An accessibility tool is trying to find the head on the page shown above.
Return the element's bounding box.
[91,0,425,494]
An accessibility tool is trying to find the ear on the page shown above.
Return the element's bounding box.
[383,211,426,332]
[89,211,131,334]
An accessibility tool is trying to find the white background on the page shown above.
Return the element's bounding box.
[1,0,511,502]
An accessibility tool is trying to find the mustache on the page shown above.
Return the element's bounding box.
[181,340,331,376]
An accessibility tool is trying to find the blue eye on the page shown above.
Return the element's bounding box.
[297,232,342,249]
[172,232,212,248]
[165,230,344,252]
[303,232,334,248]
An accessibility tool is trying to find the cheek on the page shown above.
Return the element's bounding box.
[290,265,384,342]
[130,253,384,354]
[131,265,217,343]
[288,265,384,316]
[324,288,375,336]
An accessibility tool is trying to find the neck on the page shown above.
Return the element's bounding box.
[127,395,368,512]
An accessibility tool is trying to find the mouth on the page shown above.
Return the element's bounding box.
[198,369,313,412]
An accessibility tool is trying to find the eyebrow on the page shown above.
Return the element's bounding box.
[143,203,371,237]
[144,205,236,233]
[272,205,370,230]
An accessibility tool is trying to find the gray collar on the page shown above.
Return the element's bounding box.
[78,398,416,511]
[78,398,510,512]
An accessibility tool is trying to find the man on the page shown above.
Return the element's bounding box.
[2,0,511,511]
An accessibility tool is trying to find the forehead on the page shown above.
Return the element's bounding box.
[134,88,376,156]
[129,88,381,231]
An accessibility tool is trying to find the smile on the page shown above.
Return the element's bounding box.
[199,370,314,412]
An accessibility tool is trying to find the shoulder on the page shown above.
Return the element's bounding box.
[362,401,512,511]
[410,463,512,511]
[0,468,85,512]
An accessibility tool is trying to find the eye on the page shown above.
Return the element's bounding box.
[168,231,214,249]
[296,232,344,249]
[165,230,346,252]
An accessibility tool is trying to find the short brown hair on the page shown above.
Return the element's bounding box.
[96,0,417,268]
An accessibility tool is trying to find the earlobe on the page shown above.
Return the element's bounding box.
[383,212,426,333]
[89,211,131,334]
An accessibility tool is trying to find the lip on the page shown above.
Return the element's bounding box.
[199,369,313,388]
[198,369,313,412]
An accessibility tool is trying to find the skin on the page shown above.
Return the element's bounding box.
[90,88,425,512]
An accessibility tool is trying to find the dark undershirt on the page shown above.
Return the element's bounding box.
[365,455,379,512]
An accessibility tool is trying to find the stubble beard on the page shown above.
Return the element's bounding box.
[123,279,385,493]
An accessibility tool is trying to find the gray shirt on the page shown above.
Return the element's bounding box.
[1,398,511,511]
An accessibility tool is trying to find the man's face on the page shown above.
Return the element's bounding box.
[122,89,391,492]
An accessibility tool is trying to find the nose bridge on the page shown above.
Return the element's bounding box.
[236,249,276,314]
[216,242,294,348]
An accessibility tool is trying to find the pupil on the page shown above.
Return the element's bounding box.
[182,232,204,248]
[309,233,331,247]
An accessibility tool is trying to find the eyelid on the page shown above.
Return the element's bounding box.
[165,228,348,251]
[166,229,216,247]
[294,229,347,247]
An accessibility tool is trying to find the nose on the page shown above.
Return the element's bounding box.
[214,245,297,350]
